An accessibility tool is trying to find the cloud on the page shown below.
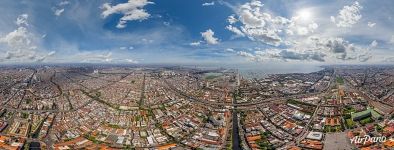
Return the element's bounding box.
[390,35,394,44]
[225,1,378,63]
[36,51,56,62]
[0,14,54,62]
[190,41,201,46]
[125,59,138,63]
[202,2,215,6]
[272,50,326,62]
[330,16,336,23]
[0,27,31,49]
[2,0,390,64]
[59,1,70,6]
[163,21,170,26]
[227,15,238,24]
[201,29,219,44]
[308,37,358,60]
[305,36,375,62]
[47,51,56,56]
[141,38,154,44]
[53,1,70,17]
[331,1,363,28]
[237,51,254,57]
[367,22,376,28]
[15,14,28,26]
[358,53,371,62]
[237,49,326,62]
[237,51,256,61]
[370,40,378,48]
[384,57,394,62]
[225,0,290,46]
[71,51,139,64]
[101,0,154,29]
[0,26,50,62]
[116,46,134,50]
[225,48,235,52]
[54,8,65,16]
[225,25,245,37]
[287,21,319,36]
[225,0,318,46]
[81,52,113,63]
[350,40,376,62]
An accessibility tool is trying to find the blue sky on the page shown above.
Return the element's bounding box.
[0,0,393,65]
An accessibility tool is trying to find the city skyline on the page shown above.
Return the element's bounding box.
[0,0,393,65]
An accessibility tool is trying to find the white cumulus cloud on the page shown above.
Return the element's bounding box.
[201,29,219,45]
[226,25,245,37]
[190,41,201,46]
[16,14,28,26]
[59,1,70,6]
[54,8,65,16]
[0,14,55,62]
[101,0,154,29]
[202,2,215,6]
[227,15,238,24]
[226,1,375,63]
[53,1,70,17]
[225,0,289,46]
[225,0,318,46]
[225,48,235,52]
[237,51,257,61]
[331,1,363,28]
[370,40,378,48]
[367,22,376,28]
[125,59,138,63]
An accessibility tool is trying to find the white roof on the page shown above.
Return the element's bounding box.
[306,131,323,141]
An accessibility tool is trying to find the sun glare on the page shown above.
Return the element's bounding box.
[297,9,312,21]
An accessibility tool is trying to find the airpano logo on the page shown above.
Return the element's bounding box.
[350,135,386,145]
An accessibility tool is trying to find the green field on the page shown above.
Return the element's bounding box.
[343,106,356,114]
[324,125,342,132]
[346,119,355,129]
[360,117,373,126]
[336,77,344,85]
[204,73,223,80]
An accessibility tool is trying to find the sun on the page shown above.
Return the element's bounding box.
[297,9,312,21]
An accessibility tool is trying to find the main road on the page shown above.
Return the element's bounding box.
[231,91,241,150]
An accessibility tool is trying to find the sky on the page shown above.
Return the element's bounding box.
[0,0,393,67]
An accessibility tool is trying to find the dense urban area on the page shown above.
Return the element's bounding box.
[0,65,393,150]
